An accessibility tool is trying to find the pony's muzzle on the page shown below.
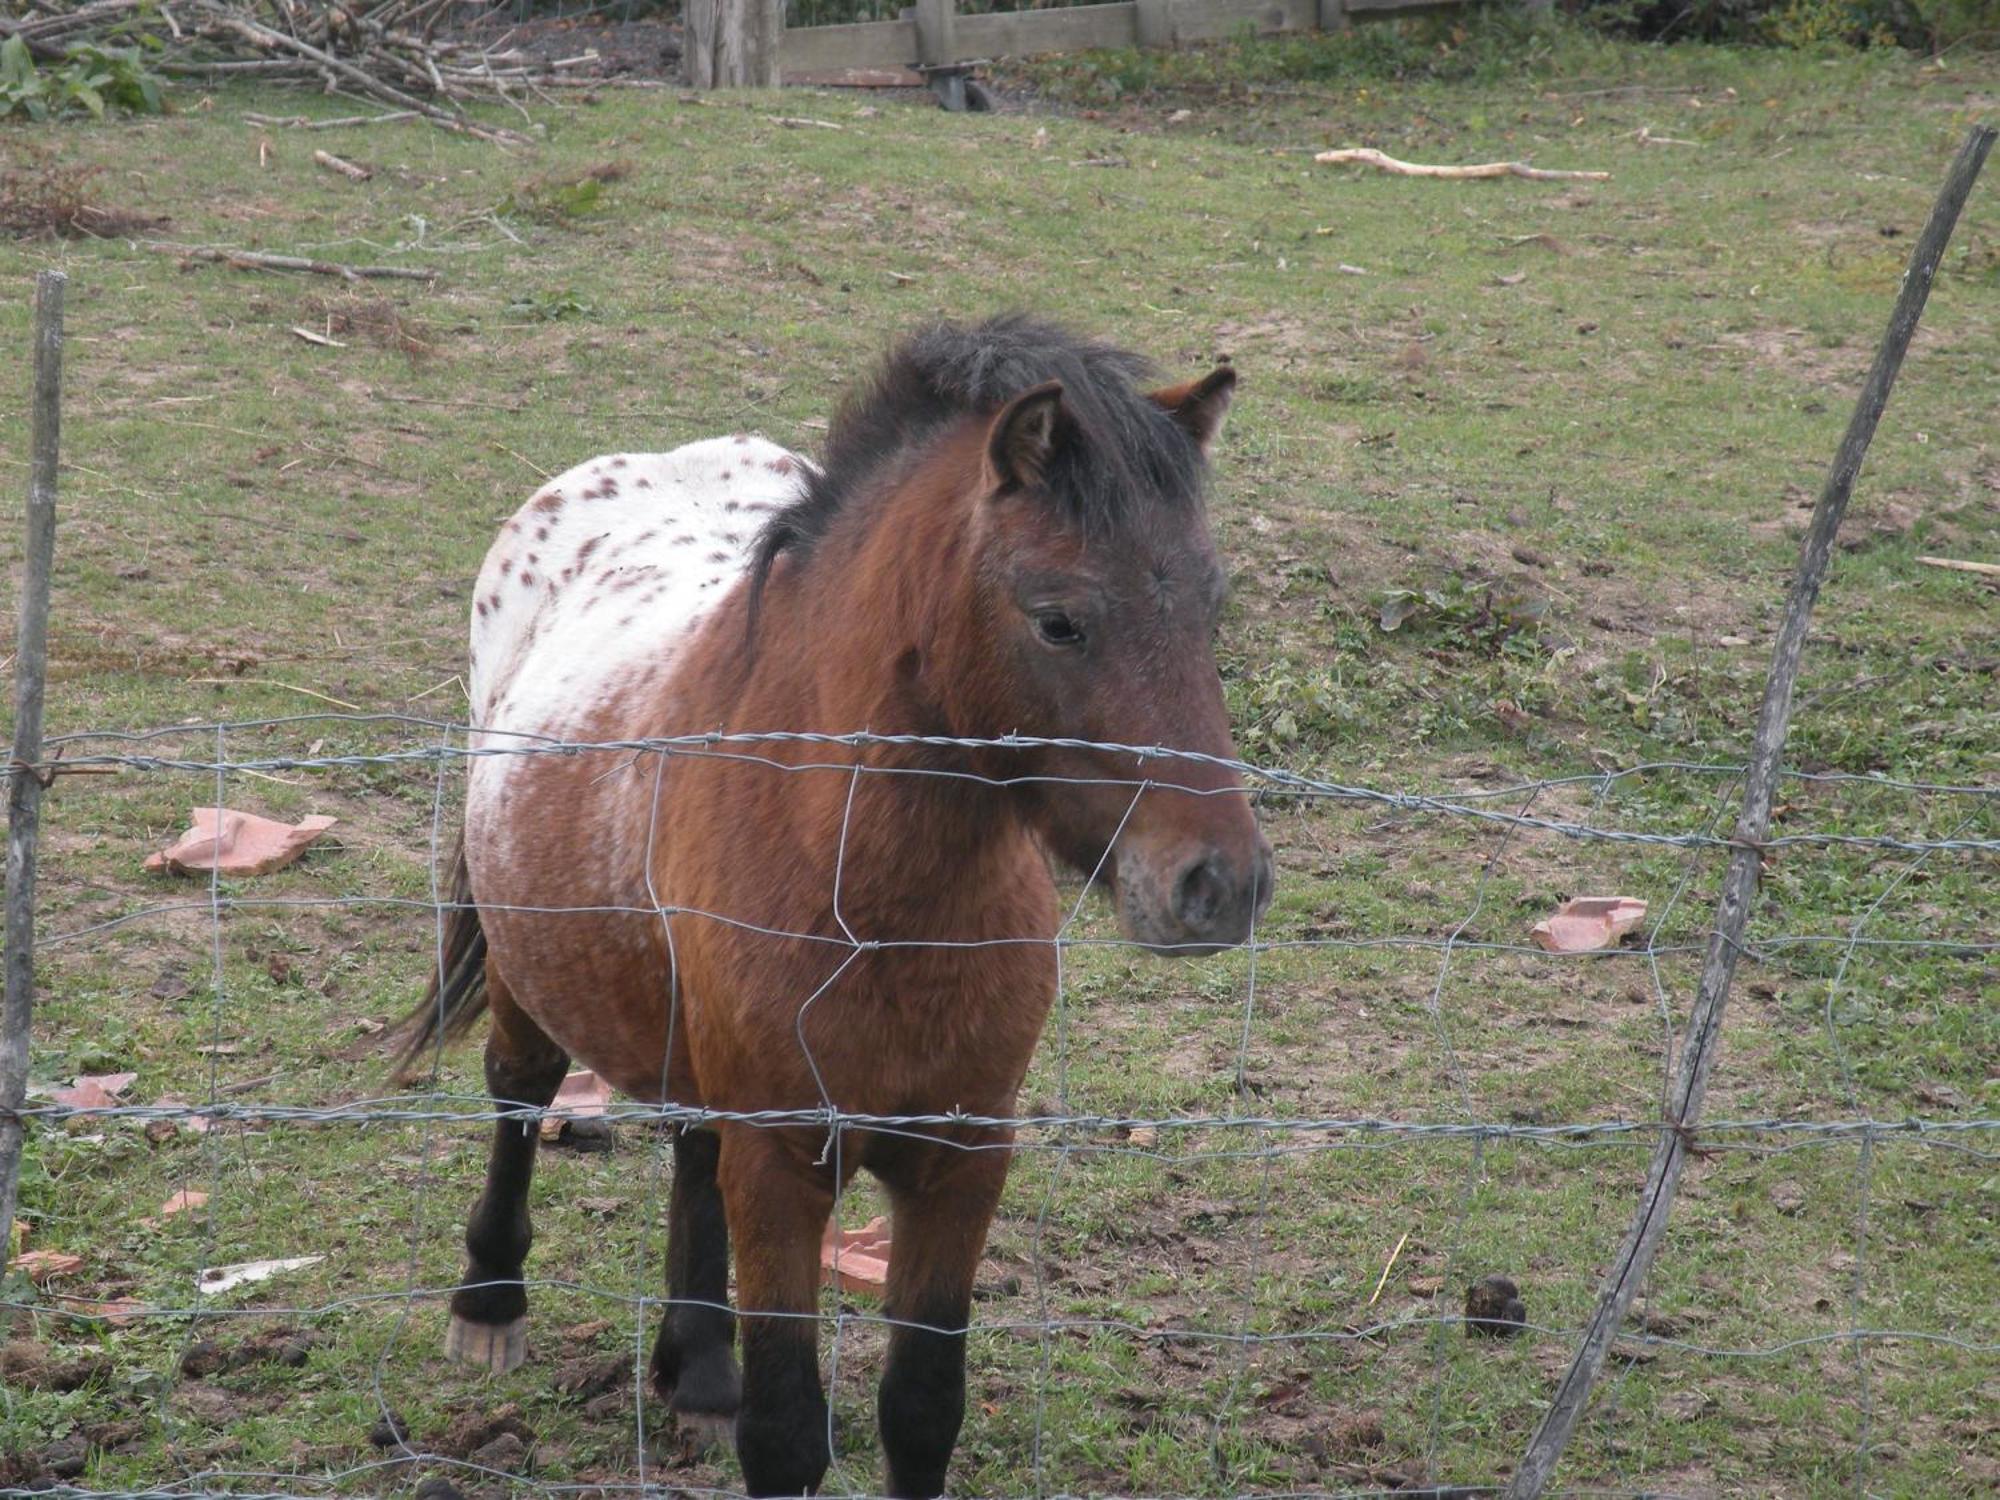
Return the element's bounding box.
[1126,831,1274,956]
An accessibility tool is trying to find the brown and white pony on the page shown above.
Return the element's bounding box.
[404,316,1272,1496]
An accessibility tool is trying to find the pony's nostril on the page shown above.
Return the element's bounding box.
[1253,840,1276,916]
[1173,855,1227,932]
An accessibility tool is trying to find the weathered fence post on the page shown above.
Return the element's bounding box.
[1,270,66,1279]
[1136,0,1175,49]
[913,0,958,67]
[683,0,785,88]
[1503,121,1995,1500]
[1316,0,1349,31]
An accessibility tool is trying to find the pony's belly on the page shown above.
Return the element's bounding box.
[464,736,689,1103]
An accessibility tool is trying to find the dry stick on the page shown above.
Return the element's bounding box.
[312,149,373,182]
[140,243,436,283]
[1314,147,1610,183]
[1915,555,2000,578]
[243,111,422,129]
[1,272,65,1286]
[1504,120,1996,1500]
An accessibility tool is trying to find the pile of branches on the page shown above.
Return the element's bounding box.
[0,1,619,143]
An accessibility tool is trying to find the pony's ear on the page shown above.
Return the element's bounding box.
[1149,365,1236,454]
[986,380,1068,492]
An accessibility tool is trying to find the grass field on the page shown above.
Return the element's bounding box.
[1,17,1996,1498]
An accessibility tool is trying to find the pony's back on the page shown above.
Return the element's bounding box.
[469,438,809,741]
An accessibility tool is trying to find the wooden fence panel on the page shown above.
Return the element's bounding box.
[1166,0,1319,43]
[782,16,920,69]
[779,0,1474,77]
[954,2,1139,57]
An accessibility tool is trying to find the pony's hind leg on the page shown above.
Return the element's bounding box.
[445,972,569,1374]
[875,1142,1010,1499]
[649,1125,740,1449]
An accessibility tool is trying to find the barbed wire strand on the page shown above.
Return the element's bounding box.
[27,727,1999,856]
[28,714,1996,800]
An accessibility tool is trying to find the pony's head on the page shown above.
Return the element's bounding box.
[754,317,1273,955]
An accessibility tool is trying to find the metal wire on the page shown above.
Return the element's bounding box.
[4,723,1992,1498]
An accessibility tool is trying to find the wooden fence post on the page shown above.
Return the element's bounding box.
[913,0,958,67]
[1,270,65,1285]
[1317,0,1349,30]
[1136,0,1174,49]
[683,0,784,88]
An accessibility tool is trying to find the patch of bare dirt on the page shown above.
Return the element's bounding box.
[179,1323,331,1377]
[1704,326,1872,390]
[0,1339,114,1391]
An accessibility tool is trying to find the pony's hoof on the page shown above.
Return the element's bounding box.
[444,1313,527,1374]
[670,1409,734,1457]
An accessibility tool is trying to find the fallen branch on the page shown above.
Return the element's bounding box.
[141,242,437,282]
[245,110,421,130]
[1915,555,2000,578]
[312,149,373,182]
[1315,147,1610,183]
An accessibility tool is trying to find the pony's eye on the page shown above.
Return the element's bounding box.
[1035,611,1085,648]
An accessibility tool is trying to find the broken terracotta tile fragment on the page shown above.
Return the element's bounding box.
[821,1215,891,1294]
[1531,896,1649,953]
[539,1069,614,1141]
[10,1249,85,1283]
[145,808,336,877]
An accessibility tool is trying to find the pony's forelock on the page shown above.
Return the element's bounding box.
[744,315,1209,641]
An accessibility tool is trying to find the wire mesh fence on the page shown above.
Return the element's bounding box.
[5,715,1996,1497]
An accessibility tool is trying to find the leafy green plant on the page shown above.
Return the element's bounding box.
[505,288,596,321]
[1376,572,1551,656]
[0,35,164,121]
[499,161,632,227]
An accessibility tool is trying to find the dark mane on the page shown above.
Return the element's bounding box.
[747,314,1209,633]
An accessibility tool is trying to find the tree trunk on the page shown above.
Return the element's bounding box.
[682,0,784,88]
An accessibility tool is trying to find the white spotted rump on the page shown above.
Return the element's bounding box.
[469,436,813,741]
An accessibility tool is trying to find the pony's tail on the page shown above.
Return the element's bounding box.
[393,835,490,1080]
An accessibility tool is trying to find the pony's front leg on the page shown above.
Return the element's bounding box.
[446,976,569,1373]
[877,1143,1010,1499]
[651,1125,740,1448]
[719,1125,835,1496]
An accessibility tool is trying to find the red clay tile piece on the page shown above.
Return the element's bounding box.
[52,1072,138,1113]
[145,808,336,877]
[822,1215,891,1294]
[1531,896,1649,953]
[75,1297,150,1326]
[539,1070,614,1140]
[10,1250,85,1283]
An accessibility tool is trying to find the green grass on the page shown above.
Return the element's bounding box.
[2,17,1996,1499]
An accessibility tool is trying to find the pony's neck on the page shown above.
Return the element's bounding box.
[770,426,1037,928]
[788,425,983,739]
